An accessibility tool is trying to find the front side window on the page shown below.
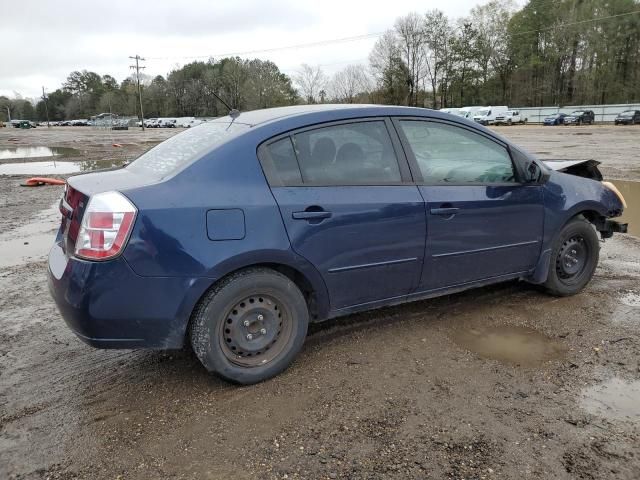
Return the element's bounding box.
[291,121,402,185]
[399,120,517,184]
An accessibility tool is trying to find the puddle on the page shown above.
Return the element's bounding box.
[0,203,60,268]
[619,291,640,307]
[611,180,638,237]
[0,159,126,175]
[0,146,79,160]
[581,377,640,421]
[451,325,567,366]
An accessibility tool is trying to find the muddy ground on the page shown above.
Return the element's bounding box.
[1,125,639,479]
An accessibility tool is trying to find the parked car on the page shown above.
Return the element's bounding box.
[48,105,628,384]
[614,110,640,125]
[181,118,205,128]
[543,113,567,126]
[564,110,595,125]
[160,118,177,128]
[494,110,528,126]
[473,106,509,125]
[143,118,158,128]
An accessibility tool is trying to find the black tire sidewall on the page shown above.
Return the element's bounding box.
[545,219,599,296]
[191,270,309,384]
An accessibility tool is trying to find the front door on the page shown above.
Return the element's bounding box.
[394,118,544,291]
[259,119,426,310]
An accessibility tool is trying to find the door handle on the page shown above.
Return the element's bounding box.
[430,207,459,216]
[292,211,332,220]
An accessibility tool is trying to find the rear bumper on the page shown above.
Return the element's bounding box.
[47,240,212,349]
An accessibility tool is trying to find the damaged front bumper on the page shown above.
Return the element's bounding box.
[594,218,628,239]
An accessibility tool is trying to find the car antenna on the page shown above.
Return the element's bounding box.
[212,91,240,120]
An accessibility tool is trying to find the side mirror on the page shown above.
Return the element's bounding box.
[525,161,541,183]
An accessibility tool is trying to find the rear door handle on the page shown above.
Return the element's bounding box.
[292,211,332,220]
[430,207,459,216]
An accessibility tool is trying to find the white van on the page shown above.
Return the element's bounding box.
[458,106,483,119]
[439,108,460,116]
[473,106,509,125]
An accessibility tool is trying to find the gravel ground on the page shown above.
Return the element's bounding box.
[1,125,639,479]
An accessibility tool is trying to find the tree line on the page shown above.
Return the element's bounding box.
[1,0,638,122]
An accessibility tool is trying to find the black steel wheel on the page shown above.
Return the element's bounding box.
[190,268,309,384]
[555,235,589,280]
[219,293,292,367]
[544,217,599,296]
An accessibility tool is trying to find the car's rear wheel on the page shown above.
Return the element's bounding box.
[544,217,599,296]
[190,268,309,384]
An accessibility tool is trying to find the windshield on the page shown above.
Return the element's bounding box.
[477,109,490,116]
[570,111,583,116]
[621,111,635,115]
[127,122,249,178]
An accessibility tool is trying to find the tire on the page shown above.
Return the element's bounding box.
[190,268,309,384]
[543,217,600,297]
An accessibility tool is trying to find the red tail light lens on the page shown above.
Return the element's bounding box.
[75,191,137,260]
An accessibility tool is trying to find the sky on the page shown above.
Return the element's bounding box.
[1,0,504,100]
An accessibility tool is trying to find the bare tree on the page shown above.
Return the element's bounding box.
[294,64,327,104]
[424,9,453,108]
[329,64,372,103]
[394,13,429,106]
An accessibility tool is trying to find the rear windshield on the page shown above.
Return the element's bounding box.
[127,122,249,177]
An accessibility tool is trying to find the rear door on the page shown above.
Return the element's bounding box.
[394,118,544,291]
[259,119,426,310]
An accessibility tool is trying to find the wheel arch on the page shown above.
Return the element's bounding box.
[184,253,330,344]
[529,208,604,284]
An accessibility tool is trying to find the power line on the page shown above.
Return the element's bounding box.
[146,32,384,61]
[145,8,640,64]
[129,55,146,131]
[510,9,640,37]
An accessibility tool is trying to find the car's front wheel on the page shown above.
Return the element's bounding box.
[544,217,599,296]
[190,268,309,384]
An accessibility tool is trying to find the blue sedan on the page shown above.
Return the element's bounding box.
[543,113,567,125]
[48,105,628,384]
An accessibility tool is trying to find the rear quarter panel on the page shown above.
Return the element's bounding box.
[121,131,331,317]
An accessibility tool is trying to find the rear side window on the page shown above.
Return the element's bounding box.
[127,122,249,178]
[260,121,403,186]
[399,120,516,184]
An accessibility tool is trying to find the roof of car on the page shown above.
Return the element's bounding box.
[210,104,436,127]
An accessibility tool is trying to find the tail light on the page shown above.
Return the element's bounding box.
[75,191,137,260]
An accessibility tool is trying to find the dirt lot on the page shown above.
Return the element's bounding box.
[1,125,639,479]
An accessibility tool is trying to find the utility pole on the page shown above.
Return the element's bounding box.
[42,87,50,128]
[129,55,146,131]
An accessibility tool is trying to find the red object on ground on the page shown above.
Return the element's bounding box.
[112,143,122,147]
[20,177,66,187]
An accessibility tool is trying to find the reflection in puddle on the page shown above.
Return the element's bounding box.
[451,325,567,366]
[0,159,126,175]
[581,377,640,421]
[0,146,79,160]
[612,180,639,237]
